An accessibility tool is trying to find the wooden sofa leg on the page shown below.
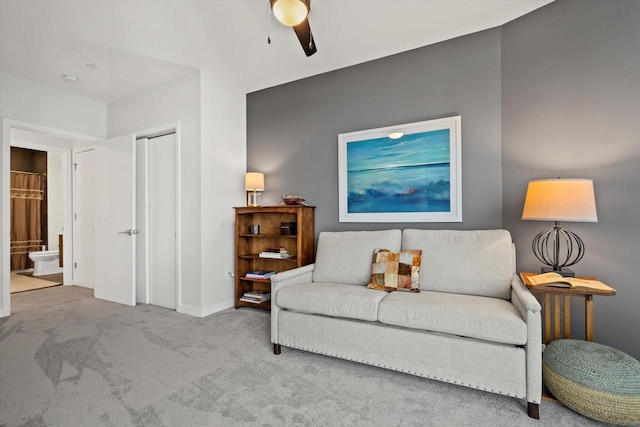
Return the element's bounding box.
[527,402,540,419]
[273,344,281,355]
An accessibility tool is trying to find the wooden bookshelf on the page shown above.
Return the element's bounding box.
[234,205,315,310]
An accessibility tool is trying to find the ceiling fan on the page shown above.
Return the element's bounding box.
[270,0,317,57]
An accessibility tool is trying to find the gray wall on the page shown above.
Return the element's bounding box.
[248,28,503,233]
[248,0,640,359]
[502,0,640,358]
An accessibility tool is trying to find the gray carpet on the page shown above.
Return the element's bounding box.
[0,286,610,427]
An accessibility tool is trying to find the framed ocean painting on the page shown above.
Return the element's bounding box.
[338,116,461,222]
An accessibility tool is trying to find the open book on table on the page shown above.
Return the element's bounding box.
[526,272,614,292]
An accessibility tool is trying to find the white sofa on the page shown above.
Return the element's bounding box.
[271,229,543,418]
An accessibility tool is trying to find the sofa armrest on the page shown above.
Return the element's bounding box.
[510,275,542,404]
[511,276,541,313]
[271,264,315,345]
[270,263,315,291]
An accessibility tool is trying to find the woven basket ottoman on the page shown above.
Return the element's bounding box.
[543,339,640,425]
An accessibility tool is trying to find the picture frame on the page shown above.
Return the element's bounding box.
[338,116,462,223]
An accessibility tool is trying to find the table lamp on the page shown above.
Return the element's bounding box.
[521,178,598,277]
[245,172,265,207]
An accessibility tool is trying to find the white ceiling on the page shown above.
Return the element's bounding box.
[0,0,553,104]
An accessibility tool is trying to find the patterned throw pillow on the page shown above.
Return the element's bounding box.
[367,248,422,292]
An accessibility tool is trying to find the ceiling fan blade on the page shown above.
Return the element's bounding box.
[293,18,317,57]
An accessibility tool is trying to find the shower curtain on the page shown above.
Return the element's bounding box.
[10,171,44,270]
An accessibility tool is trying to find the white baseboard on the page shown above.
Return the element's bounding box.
[178,299,233,317]
[178,303,203,317]
[200,300,234,317]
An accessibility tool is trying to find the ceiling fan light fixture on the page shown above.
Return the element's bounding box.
[271,0,309,27]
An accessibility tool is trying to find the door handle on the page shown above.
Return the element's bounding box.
[118,229,138,236]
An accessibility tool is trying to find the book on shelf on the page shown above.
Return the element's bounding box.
[245,270,276,280]
[239,296,270,304]
[525,272,614,292]
[244,289,270,298]
[265,246,288,253]
[259,252,294,259]
[240,290,271,303]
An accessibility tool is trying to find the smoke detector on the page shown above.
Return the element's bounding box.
[62,74,80,83]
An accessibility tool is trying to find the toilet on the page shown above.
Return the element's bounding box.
[28,250,62,276]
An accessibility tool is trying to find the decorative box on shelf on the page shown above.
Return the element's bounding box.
[280,222,297,235]
[233,205,315,310]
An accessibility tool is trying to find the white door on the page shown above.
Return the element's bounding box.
[94,134,136,306]
[149,134,177,309]
[135,138,149,304]
[73,149,95,288]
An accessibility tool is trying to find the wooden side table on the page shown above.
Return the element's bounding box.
[520,272,616,344]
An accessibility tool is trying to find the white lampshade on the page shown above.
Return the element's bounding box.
[272,0,309,27]
[522,179,598,222]
[245,172,265,191]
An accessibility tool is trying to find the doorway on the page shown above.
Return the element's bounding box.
[1,119,96,317]
[9,146,64,293]
[8,130,73,287]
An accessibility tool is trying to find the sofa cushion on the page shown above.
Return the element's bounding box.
[367,248,422,293]
[276,282,387,322]
[378,291,527,345]
[313,230,402,285]
[402,229,514,299]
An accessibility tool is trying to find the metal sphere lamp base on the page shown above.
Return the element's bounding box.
[531,222,585,278]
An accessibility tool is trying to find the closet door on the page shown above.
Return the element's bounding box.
[135,139,149,304]
[148,134,177,309]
